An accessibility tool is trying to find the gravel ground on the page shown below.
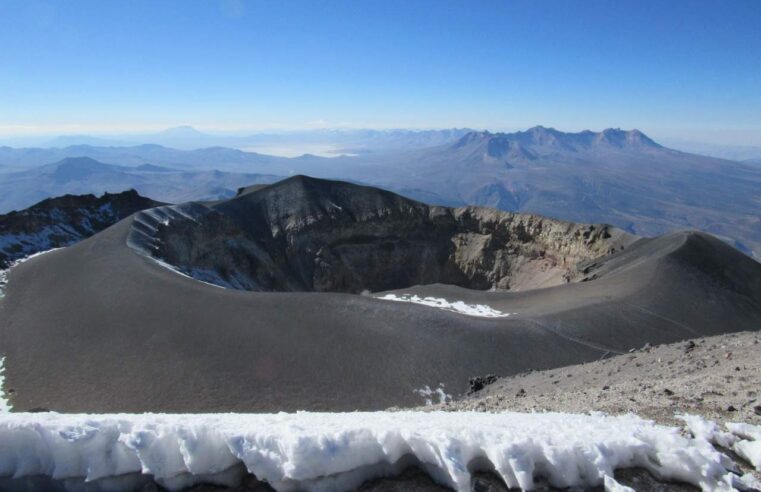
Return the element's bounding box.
[430,330,761,427]
[417,330,761,486]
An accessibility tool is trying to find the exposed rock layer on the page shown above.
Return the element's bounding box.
[132,176,634,293]
[2,178,761,413]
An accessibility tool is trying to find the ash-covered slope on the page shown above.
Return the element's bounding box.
[1,178,760,413]
[0,189,161,269]
[128,175,634,293]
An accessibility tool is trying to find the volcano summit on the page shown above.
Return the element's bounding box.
[1,176,760,413]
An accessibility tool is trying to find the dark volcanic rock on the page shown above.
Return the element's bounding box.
[468,374,499,394]
[2,177,761,413]
[130,176,634,293]
[0,189,161,268]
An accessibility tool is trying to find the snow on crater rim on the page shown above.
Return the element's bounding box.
[0,358,10,413]
[0,411,759,491]
[0,247,62,298]
[377,293,513,317]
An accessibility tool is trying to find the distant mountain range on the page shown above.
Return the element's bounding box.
[337,127,761,258]
[0,144,295,172]
[0,126,759,258]
[0,127,473,155]
[6,125,761,160]
[0,156,281,212]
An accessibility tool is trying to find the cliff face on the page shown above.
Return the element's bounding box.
[131,176,635,293]
[445,207,632,290]
[0,190,162,269]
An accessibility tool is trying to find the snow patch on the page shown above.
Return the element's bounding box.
[0,227,60,256]
[0,411,757,491]
[0,358,10,413]
[603,475,635,492]
[680,414,761,480]
[0,247,64,413]
[0,204,116,264]
[413,384,451,406]
[0,247,61,298]
[127,204,235,289]
[149,259,226,289]
[376,294,513,318]
[726,422,761,472]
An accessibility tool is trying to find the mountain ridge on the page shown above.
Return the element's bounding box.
[129,175,635,293]
[0,127,759,258]
[338,128,761,258]
[0,189,161,269]
[2,176,760,412]
[0,156,282,212]
[453,126,662,153]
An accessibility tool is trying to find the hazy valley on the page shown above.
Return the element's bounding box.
[2,127,759,259]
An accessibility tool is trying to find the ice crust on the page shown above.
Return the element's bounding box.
[376,294,512,317]
[0,411,758,491]
[727,423,761,471]
[680,415,761,479]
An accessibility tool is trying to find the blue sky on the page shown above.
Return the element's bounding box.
[1,0,759,144]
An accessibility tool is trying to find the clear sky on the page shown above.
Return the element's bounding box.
[1,0,759,144]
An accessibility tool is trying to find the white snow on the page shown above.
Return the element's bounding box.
[0,247,61,298]
[0,358,10,413]
[150,259,226,290]
[127,204,257,290]
[603,475,635,492]
[413,384,452,406]
[376,294,513,318]
[0,248,64,413]
[0,227,58,255]
[679,414,761,485]
[0,411,758,491]
[726,422,761,472]
[0,205,115,261]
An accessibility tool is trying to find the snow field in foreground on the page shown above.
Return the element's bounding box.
[0,411,759,491]
[376,294,513,317]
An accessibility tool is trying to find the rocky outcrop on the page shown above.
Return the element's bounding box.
[130,176,635,293]
[0,190,162,268]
